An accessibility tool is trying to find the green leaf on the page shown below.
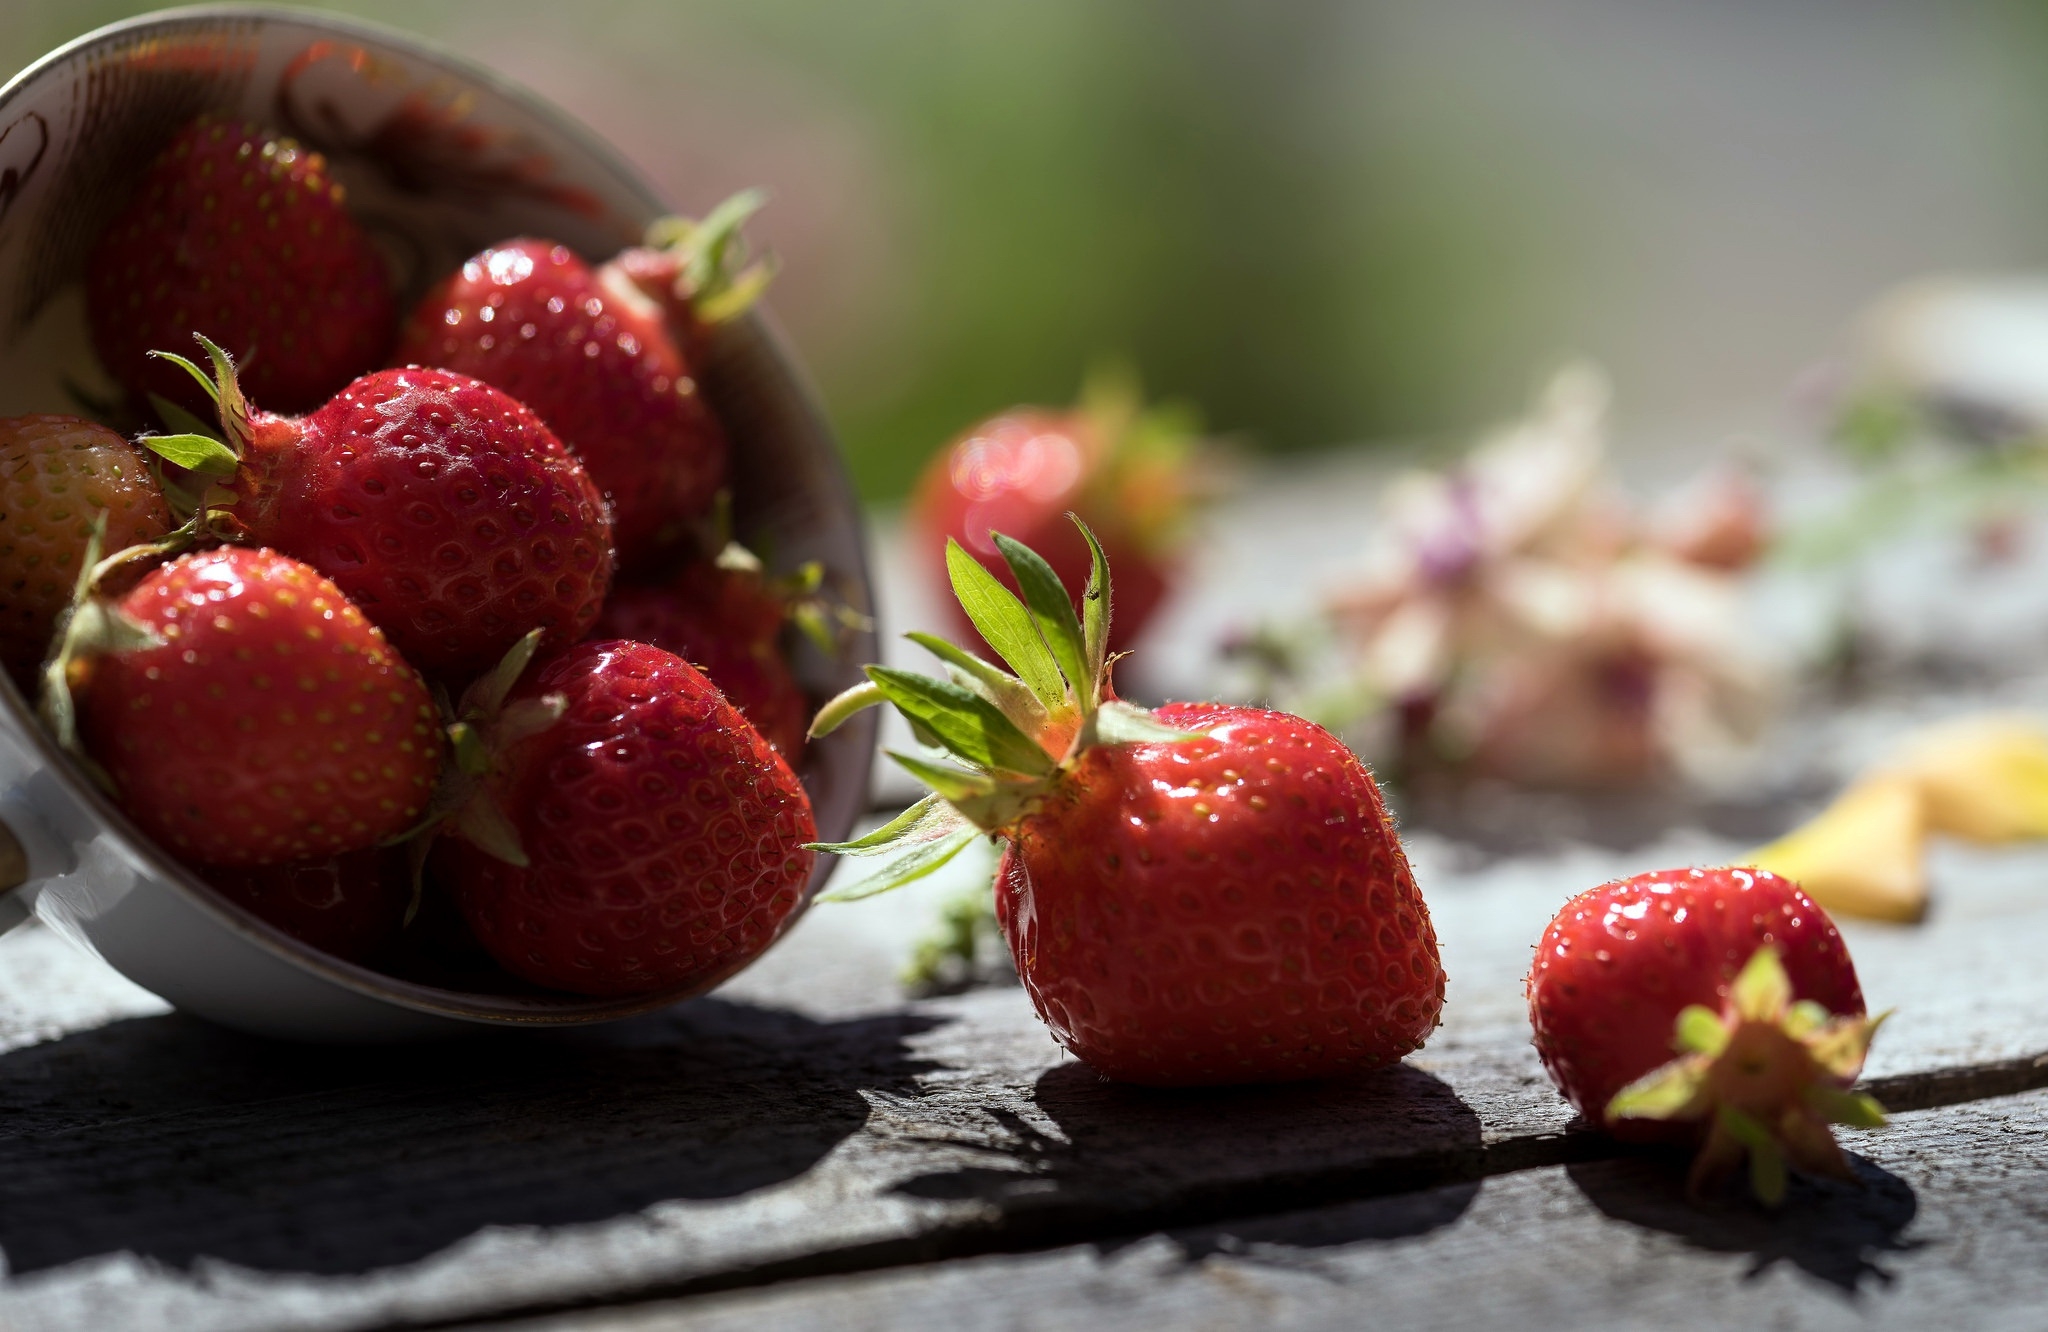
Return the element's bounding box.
[993,532,1089,704]
[811,794,965,855]
[1072,514,1112,684]
[146,350,222,406]
[815,826,978,902]
[1606,1055,1710,1123]
[454,792,529,867]
[1673,1004,1730,1057]
[946,540,1066,709]
[809,680,887,738]
[65,600,165,656]
[1808,1087,1887,1130]
[905,631,1048,734]
[1083,698,1203,748]
[138,433,239,477]
[887,750,999,803]
[1715,1106,1788,1206]
[866,666,1055,777]
[462,628,546,720]
[1730,944,1791,1022]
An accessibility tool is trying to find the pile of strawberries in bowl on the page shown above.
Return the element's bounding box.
[0,100,863,1007]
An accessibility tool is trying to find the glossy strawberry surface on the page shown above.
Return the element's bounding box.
[913,410,1170,652]
[1526,867,1865,1128]
[201,846,410,965]
[591,562,807,757]
[87,114,395,416]
[394,239,728,569]
[229,366,614,680]
[0,415,171,687]
[996,700,1444,1085]
[445,639,815,996]
[78,547,441,868]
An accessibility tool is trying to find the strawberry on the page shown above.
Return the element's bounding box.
[433,635,816,997]
[911,371,1204,654]
[66,546,441,868]
[200,847,410,965]
[142,338,614,681]
[811,521,1444,1086]
[1526,867,1888,1203]
[86,114,395,418]
[391,193,772,569]
[1,416,172,688]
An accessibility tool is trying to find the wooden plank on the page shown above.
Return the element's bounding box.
[0,818,2042,1332]
[491,1087,2048,1332]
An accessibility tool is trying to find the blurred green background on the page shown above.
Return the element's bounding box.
[8,1,2048,497]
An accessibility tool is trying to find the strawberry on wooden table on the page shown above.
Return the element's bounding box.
[0,415,171,688]
[1526,866,1887,1204]
[139,337,614,681]
[393,192,772,569]
[61,546,441,868]
[434,634,816,997]
[810,520,1445,1086]
[86,114,395,418]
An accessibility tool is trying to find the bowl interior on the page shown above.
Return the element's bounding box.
[0,6,877,1023]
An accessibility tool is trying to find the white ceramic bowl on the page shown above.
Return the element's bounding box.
[0,6,877,1039]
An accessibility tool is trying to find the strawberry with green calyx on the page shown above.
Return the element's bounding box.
[138,335,614,680]
[1527,866,1886,1206]
[810,519,1446,1086]
[428,631,816,997]
[59,544,441,868]
[608,189,779,356]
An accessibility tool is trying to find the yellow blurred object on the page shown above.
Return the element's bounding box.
[1883,714,2048,843]
[1747,776,1928,924]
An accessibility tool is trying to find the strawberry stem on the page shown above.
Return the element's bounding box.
[1605,945,1889,1206]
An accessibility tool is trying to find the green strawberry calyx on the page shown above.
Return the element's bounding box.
[805,516,1200,902]
[636,188,778,329]
[139,333,257,476]
[392,629,567,873]
[1606,944,1890,1206]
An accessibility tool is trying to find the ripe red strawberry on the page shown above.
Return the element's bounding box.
[86,114,395,417]
[392,195,770,569]
[1526,867,1887,1202]
[1,416,172,688]
[912,374,1204,654]
[145,339,614,680]
[811,521,1444,1085]
[70,546,441,868]
[436,636,816,997]
[201,846,410,965]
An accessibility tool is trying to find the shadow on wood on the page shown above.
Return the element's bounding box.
[891,1059,1484,1244]
[0,998,943,1277]
[1565,1151,1920,1293]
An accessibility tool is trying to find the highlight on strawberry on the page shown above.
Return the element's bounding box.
[1526,867,1888,1205]
[808,517,1446,1086]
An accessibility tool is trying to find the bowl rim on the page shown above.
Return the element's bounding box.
[0,3,876,1026]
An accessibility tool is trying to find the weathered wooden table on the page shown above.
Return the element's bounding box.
[5,488,2048,1332]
